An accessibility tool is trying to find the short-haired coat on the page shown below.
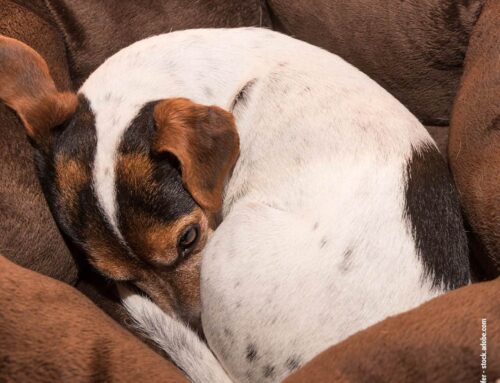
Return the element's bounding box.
[0,28,470,382]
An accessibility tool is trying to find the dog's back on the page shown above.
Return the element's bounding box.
[197,33,469,381]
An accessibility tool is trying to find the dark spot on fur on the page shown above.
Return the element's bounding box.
[285,356,302,372]
[231,79,257,111]
[339,248,354,272]
[487,115,500,131]
[319,237,327,248]
[313,222,319,231]
[89,338,112,382]
[203,87,213,98]
[263,364,275,379]
[404,144,470,289]
[246,343,257,362]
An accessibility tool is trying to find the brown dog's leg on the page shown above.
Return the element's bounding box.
[0,255,188,383]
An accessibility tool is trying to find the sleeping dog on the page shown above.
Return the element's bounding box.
[0,28,470,382]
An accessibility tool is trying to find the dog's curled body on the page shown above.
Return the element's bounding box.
[78,28,470,382]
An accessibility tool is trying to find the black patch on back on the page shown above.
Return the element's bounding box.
[404,144,470,290]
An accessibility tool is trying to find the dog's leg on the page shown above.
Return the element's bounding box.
[118,285,233,383]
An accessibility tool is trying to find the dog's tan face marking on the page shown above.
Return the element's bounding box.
[116,152,153,192]
[54,154,90,220]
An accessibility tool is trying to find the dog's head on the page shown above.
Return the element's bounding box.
[0,36,239,324]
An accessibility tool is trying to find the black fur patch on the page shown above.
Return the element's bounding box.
[404,143,470,290]
[245,343,258,362]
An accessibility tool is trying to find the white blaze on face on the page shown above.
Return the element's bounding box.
[88,99,143,236]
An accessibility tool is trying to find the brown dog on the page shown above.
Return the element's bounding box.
[449,0,500,279]
[43,0,272,86]
[0,0,77,283]
[285,277,500,383]
[0,255,188,383]
[267,0,485,126]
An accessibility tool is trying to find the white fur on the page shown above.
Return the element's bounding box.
[119,286,232,383]
[83,28,448,382]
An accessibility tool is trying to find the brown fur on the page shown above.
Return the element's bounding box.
[153,98,240,213]
[43,0,272,87]
[0,35,77,147]
[0,255,188,382]
[425,126,449,161]
[448,0,500,278]
[55,154,90,218]
[116,152,154,192]
[267,0,485,125]
[285,277,500,383]
[126,209,207,268]
[0,0,77,284]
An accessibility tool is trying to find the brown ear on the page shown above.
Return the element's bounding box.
[153,98,240,213]
[0,35,77,147]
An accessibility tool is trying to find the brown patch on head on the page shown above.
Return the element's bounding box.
[116,152,154,191]
[153,98,240,213]
[0,35,77,148]
[55,153,90,220]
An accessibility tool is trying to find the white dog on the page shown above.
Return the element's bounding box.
[109,28,469,382]
[0,28,469,383]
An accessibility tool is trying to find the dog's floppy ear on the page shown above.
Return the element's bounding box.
[0,35,77,148]
[153,98,240,213]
